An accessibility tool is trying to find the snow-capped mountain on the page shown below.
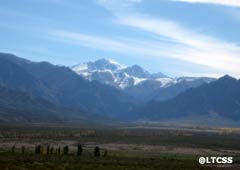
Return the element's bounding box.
[72,59,171,89]
[72,59,215,90]
[72,58,216,102]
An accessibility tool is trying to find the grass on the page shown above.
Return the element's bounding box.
[1,124,240,169]
[1,151,236,170]
[1,125,240,150]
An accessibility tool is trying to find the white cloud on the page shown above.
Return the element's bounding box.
[95,0,240,77]
[117,15,240,76]
[171,0,240,7]
[49,29,185,59]
[97,0,142,5]
[47,28,239,77]
[47,0,240,78]
[96,0,142,14]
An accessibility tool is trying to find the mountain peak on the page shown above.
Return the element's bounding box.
[95,58,120,65]
[218,75,237,83]
[71,59,214,91]
[130,64,143,69]
[72,58,125,74]
[89,58,125,71]
[122,64,150,78]
[151,72,168,79]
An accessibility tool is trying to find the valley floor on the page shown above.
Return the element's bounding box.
[0,124,240,170]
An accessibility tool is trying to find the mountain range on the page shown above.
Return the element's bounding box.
[0,52,240,126]
[72,59,215,102]
[0,53,136,121]
[132,75,240,126]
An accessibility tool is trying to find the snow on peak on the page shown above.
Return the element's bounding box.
[71,58,186,89]
[72,58,125,73]
[156,77,175,87]
[72,63,88,72]
[89,58,125,71]
[108,59,125,68]
[121,64,150,78]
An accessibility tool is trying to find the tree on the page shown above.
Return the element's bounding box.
[46,145,50,155]
[94,146,100,157]
[35,145,41,154]
[50,147,54,154]
[11,145,16,153]
[57,146,61,155]
[63,145,69,155]
[21,146,25,154]
[77,144,83,156]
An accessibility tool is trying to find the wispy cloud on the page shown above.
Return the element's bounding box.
[117,15,240,74]
[46,0,240,77]
[0,7,52,24]
[95,0,240,77]
[46,28,229,77]
[170,0,240,7]
[49,29,186,61]
[96,0,142,14]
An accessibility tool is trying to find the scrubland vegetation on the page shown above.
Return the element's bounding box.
[0,124,240,170]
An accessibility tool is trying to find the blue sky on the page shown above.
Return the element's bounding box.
[1,0,240,77]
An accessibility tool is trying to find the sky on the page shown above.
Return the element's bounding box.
[1,0,240,78]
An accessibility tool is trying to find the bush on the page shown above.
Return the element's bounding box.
[35,145,41,154]
[46,145,50,155]
[57,146,61,155]
[50,147,54,154]
[63,146,69,155]
[94,146,100,157]
[21,146,25,154]
[77,144,83,156]
[11,145,16,153]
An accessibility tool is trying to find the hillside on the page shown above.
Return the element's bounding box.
[133,75,240,122]
[0,53,137,119]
